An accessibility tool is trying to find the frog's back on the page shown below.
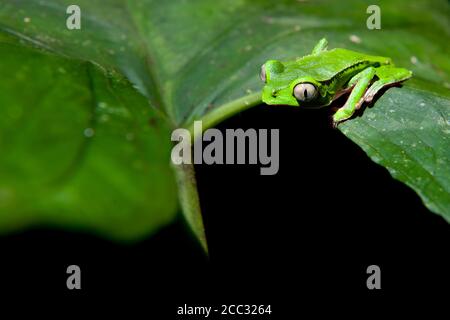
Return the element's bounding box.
[295,48,391,81]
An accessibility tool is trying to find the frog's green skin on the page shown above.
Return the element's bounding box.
[261,38,412,125]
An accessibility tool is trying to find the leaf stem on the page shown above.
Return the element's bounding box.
[185,92,262,135]
[174,92,262,253]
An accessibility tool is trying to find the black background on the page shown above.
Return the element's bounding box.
[1,102,449,315]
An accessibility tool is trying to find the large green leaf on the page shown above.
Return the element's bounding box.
[0,0,449,249]
[0,33,177,240]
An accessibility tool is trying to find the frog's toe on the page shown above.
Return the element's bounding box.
[331,114,344,128]
[328,114,337,128]
[355,97,366,110]
[362,91,373,102]
[332,120,340,129]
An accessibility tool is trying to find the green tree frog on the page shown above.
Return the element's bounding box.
[260,38,412,125]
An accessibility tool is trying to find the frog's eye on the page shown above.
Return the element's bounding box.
[293,83,317,102]
[260,64,267,83]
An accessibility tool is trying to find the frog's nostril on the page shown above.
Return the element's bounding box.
[271,90,277,98]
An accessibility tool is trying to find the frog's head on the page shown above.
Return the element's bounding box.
[260,60,321,107]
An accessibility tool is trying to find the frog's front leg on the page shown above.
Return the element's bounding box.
[332,67,376,126]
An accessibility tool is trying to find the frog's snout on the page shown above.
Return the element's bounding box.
[262,85,279,104]
[262,85,299,107]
